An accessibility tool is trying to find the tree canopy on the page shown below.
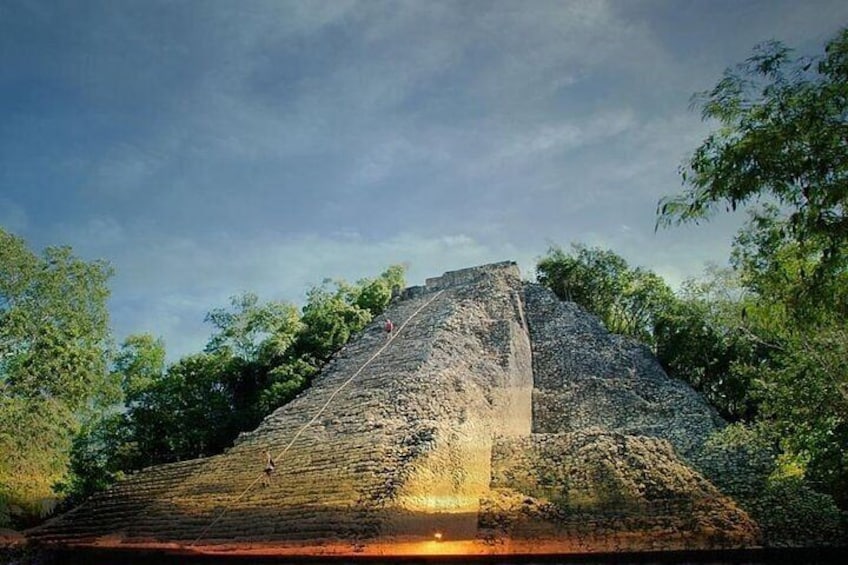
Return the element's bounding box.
[1,228,115,525]
[658,28,848,509]
[658,28,848,308]
[536,244,675,348]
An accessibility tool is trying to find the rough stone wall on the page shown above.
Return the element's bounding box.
[29,263,533,554]
[481,432,759,553]
[497,282,842,550]
[692,435,844,547]
[473,283,762,553]
[524,283,723,460]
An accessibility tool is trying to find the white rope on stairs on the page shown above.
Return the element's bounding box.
[188,289,446,548]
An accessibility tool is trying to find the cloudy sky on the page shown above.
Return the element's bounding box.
[2,0,847,359]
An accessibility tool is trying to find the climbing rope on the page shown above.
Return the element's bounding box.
[189,289,445,548]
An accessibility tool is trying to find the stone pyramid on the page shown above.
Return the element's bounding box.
[28,262,824,556]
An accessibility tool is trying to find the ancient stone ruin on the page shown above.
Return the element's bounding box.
[27,262,843,556]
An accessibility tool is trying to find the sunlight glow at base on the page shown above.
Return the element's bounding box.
[433,531,443,542]
[402,493,480,513]
[401,538,478,556]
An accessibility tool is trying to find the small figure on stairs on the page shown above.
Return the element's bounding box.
[384,318,394,338]
[262,450,275,486]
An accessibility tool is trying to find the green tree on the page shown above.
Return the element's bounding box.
[657,28,848,508]
[536,244,674,347]
[160,353,235,459]
[113,334,166,403]
[355,264,407,315]
[537,244,628,315]
[730,216,847,503]
[204,292,305,427]
[54,413,132,509]
[654,266,764,421]
[0,228,114,525]
[760,326,848,508]
[128,352,234,465]
[298,282,372,362]
[657,28,848,307]
[729,205,848,325]
[0,229,115,411]
[205,293,302,364]
[59,336,235,500]
[57,334,166,504]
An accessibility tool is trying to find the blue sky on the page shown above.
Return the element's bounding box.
[2,0,847,359]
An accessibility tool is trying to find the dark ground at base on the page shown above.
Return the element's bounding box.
[4,547,848,565]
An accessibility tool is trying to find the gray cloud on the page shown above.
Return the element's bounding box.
[2,0,847,358]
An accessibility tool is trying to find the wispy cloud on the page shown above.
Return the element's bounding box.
[3,0,847,359]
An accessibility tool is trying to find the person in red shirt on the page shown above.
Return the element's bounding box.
[384,318,394,337]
